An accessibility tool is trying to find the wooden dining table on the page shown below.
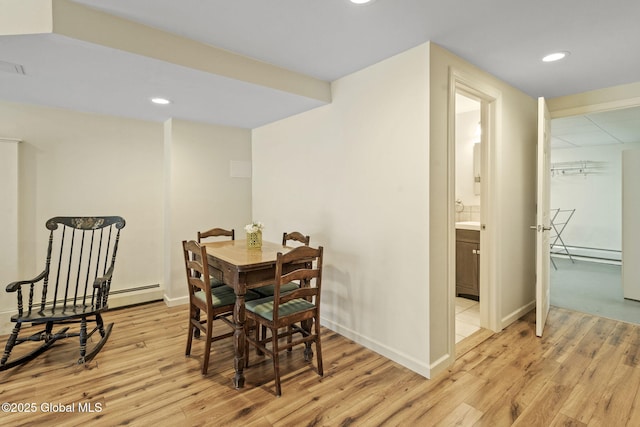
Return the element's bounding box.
[202,239,293,389]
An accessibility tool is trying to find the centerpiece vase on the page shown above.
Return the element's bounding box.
[246,230,262,249]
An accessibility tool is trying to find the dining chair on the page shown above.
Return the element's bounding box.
[245,245,324,396]
[254,231,311,298]
[182,239,259,375]
[253,232,312,348]
[196,227,234,287]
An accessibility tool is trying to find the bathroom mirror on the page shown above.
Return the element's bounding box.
[473,142,481,195]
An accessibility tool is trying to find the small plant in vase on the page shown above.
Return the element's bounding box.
[244,221,264,248]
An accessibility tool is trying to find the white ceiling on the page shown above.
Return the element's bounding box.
[1,0,640,130]
[552,106,640,149]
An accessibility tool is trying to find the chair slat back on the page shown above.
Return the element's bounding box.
[197,228,234,243]
[182,240,212,308]
[282,231,310,246]
[273,246,323,322]
[195,228,234,281]
[34,216,125,312]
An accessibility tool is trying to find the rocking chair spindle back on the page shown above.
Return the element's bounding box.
[1,216,125,370]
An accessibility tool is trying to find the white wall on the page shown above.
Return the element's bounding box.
[253,44,431,376]
[551,144,638,259]
[0,101,253,333]
[0,44,538,375]
[164,118,252,304]
[253,41,538,377]
[0,138,19,323]
[429,43,537,358]
[0,100,164,297]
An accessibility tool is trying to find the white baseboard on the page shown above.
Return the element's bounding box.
[428,352,455,378]
[321,317,433,379]
[163,294,188,307]
[502,300,536,330]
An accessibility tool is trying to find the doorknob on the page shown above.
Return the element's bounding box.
[530,225,552,231]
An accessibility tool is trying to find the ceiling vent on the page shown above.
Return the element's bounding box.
[0,60,26,75]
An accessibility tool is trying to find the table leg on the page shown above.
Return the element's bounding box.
[233,293,246,389]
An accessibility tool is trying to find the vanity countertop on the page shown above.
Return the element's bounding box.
[456,221,481,231]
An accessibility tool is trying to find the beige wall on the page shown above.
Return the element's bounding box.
[0,138,19,321]
[0,40,540,373]
[0,0,52,36]
[0,101,252,332]
[252,42,537,377]
[164,118,252,304]
[253,44,431,376]
[429,44,537,370]
[548,81,640,117]
[0,101,164,294]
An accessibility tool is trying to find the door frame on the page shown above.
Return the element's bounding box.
[448,68,502,355]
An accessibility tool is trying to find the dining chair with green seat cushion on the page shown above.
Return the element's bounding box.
[182,239,259,375]
[196,227,235,288]
[194,285,260,308]
[245,297,315,322]
[253,231,310,298]
[244,245,324,396]
[252,282,299,298]
[252,231,313,349]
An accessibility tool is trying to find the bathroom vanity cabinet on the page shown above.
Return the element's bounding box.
[456,229,480,300]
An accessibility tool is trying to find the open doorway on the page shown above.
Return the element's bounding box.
[454,91,482,343]
[550,106,640,324]
[448,71,504,357]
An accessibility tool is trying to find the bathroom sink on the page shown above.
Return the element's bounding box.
[455,221,480,231]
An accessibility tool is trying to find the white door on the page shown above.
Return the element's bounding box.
[622,149,640,300]
[536,97,552,337]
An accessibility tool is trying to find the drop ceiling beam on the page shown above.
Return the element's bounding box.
[2,0,331,104]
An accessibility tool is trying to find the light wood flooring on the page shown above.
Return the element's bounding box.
[2,301,640,426]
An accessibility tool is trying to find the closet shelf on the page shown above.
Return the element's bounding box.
[551,160,604,177]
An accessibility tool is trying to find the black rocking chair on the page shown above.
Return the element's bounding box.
[1,216,125,370]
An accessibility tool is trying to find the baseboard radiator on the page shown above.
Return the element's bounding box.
[0,284,163,336]
[108,284,164,308]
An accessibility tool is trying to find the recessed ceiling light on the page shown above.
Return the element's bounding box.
[151,97,171,105]
[542,52,570,62]
[350,0,374,4]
